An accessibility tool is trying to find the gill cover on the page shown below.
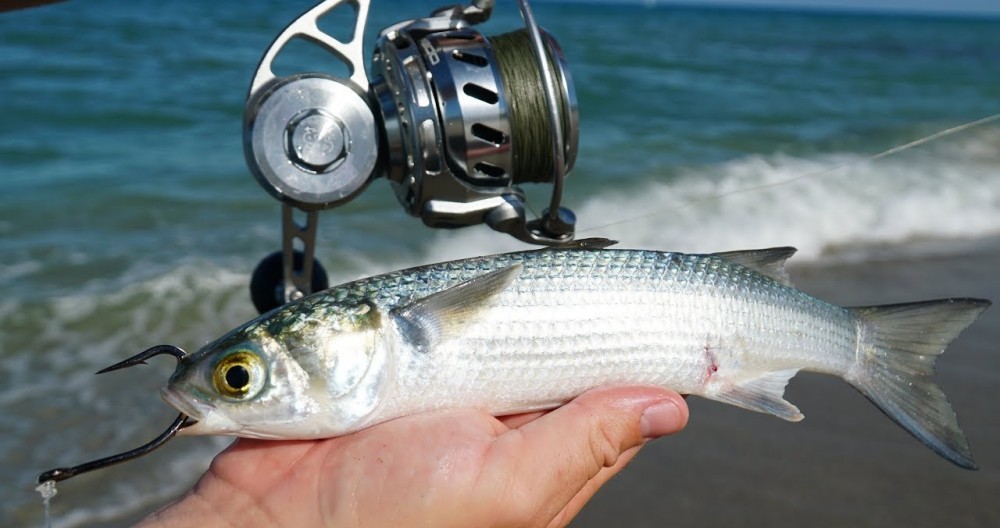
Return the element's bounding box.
[166,297,396,439]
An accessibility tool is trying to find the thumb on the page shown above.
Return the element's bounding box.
[484,386,688,526]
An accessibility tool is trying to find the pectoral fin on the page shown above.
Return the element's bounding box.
[390,265,522,352]
[710,369,803,421]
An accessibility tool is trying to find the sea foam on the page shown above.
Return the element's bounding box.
[422,131,1000,264]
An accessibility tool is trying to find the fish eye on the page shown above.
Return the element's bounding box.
[212,350,264,399]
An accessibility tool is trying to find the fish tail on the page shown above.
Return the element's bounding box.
[846,298,989,470]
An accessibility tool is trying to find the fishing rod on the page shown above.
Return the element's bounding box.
[245,0,580,314]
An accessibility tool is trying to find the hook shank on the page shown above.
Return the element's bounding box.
[38,413,193,483]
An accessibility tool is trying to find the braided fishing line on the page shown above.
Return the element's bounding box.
[491,29,571,184]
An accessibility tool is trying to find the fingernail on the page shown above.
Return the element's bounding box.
[640,399,685,440]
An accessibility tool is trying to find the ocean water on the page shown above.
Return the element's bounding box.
[2,0,998,526]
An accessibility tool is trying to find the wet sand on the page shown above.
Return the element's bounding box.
[575,239,1000,527]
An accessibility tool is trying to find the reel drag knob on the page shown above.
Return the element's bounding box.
[244,75,379,211]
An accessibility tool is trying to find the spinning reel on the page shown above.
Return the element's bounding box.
[246,0,579,314]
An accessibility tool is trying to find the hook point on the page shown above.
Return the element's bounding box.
[95,345,186,374]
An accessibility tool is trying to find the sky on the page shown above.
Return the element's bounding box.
[622,0,1000,16]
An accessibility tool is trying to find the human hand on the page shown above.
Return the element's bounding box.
[136,385,688,528]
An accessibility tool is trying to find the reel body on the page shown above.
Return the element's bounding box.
[245,0,579,313]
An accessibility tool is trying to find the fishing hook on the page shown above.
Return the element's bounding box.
[96,343,188,374]
[37,344,196,484]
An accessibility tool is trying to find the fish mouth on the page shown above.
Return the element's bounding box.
[160,386,213,423]
[160,386,245,436]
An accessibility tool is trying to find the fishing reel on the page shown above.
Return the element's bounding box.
[245,0,579,313]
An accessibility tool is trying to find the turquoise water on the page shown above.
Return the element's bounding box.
[2,1,999,525]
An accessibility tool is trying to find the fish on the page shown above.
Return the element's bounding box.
[163,239,988,469]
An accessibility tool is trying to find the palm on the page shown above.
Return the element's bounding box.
[140,387,687,528]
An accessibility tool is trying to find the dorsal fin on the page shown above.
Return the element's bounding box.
[547,237,618,250]
[713,247,797,287]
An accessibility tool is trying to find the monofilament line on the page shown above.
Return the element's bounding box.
[35,480,57,528]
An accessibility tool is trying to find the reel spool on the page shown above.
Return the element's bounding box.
[245,0,579,313]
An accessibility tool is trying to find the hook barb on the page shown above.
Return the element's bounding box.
[96,344,187,374]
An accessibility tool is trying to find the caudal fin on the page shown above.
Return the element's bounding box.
[847,298,989,470]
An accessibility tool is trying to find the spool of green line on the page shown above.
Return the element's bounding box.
[491,29,573,184]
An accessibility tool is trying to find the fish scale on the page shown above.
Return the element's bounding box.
[369,249,851,419]
[164,242,988,469]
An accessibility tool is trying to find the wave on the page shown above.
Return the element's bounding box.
[422,128,1000,264]
[1,262,254,527]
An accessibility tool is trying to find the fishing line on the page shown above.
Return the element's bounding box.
[578,112,1000,235]
[483,27,571,227]
[492,28,572,185]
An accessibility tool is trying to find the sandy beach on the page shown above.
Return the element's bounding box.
[575,238,1000,527]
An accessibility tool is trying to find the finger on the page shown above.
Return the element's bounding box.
[483,386,688,525]
[548,444,644,528]
[185,439,328,528]
[207,438,322,498]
